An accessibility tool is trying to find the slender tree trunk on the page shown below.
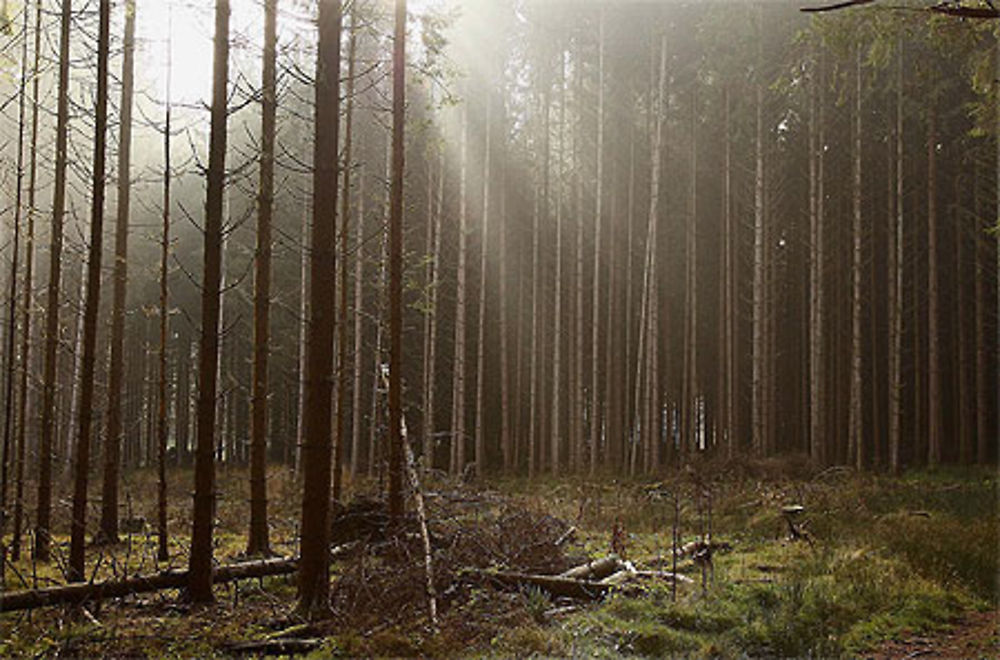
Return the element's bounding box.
[634,32,666,477]
[451,105,468,477]
[334,3,356,500]
[35,0,72,562]
[99,0,135,544]
[682,89,698,456]
[298,0,341,617]
[927,100,941,467]
[572,43,584,474]
[590,9,605,475]
[957,177,970,464]
[849,45,863,470]
[386,0,406,516]
[752,50,766,458]
[247,0,276,555]
[528,182,540,478]
[156,13,171,563]
[888,41,903,474]
[499,129,512,473]
[422,150,443,472]
[189,0,230,603]
[421,143,435,467]
[474,97,491,479]
[69,0,111,583]
[550,75,561,477]
[723,84,735,457]
[11,0,41,562]
[351,167,366,477]
[295,184,309,475]
[975,171,988,465]
[0,0,29,525]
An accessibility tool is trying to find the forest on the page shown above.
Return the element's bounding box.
[0,0,997,656]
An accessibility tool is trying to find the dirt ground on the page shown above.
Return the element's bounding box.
[868,609,999,659]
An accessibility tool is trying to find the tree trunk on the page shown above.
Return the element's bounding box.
[0,0,30,524]
[11,0,41,562]
[888,41,903,474]
[451,105,468,477]
[99,0,135,543]
[189,0,230,603]
[387,0,406,517]
[849,45,863,470]
[682,89,698,456]
[475,97,491,479]
[752,46,766,458]
[351,168,366,476]
[247,0,276,556]
[68,0,111,583]
[927,100,941,467]
[590,9,605,475]
[334,2,356,501]
[35,0,72,562]
[297,0,341,618]
[157,10,171,563]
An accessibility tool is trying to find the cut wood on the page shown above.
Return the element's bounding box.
[632,570,694,584]
[0,557,297,613]
[559,554,621,580]
[472,569,611,600]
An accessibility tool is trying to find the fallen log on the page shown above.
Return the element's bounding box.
[559,555,621,581]
[472,569,611,600]
[222,638,322,656]
[0,557,297,613]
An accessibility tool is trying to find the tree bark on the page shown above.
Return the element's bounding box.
[387,0,406,517]
[156,7,171,563]
[247,0,277,556]
[99,0,136,544]
[35,0,72,563]
[451,104,468,477]
[475,97,491,479]
[189,0,230,603]
[298,0,341,617]
[927,99,941,467]
[849,45,863,470]
[68,0,111,583]
[590,9,605,475]
[11,0,41,562]
[888,41,903,474]
[334,2,356,501]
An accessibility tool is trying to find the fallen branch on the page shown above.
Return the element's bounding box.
[559,555,621,581]
[472,569,611,600]
[222,638,322,656]
[403,424,439,631]
[0,557,297,613]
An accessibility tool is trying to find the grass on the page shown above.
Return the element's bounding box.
[1,459,995,657]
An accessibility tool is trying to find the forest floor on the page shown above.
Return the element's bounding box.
[0,456,996,658]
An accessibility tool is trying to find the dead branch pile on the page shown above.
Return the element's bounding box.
[329,495,574,628]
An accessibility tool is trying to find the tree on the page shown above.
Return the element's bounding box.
[848,42,863,469]
[387,0,407,516]
[11,0,42,562]
[189,0,231,603]
[335,1,357,499]
[35,0,72,563]
[451,104,468,477]
[156,0,170,563]
[69,0,111,583]
[298,0,341,617]
[100,0,136,545]
[247,0,277,557]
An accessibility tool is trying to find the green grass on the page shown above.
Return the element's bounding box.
[2,463,995,658]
